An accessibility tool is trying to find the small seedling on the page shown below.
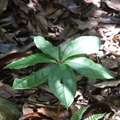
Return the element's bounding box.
[4,36,114,110]
[70,106,105,120]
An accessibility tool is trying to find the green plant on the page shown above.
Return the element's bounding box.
[4,36,114,109]
[70,106,105,120]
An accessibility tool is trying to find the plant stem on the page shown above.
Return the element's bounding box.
[56,99,61,120]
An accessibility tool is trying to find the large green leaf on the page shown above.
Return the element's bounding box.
[4,53,56,69]
[64,57,114,79]
[48,64,77,109]
[12,66,51,89]
[34,36,60,61]
[61,36,101,61]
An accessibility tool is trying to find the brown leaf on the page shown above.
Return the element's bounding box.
[112,110,120,119]
[0,0,8,16]
[105,0,120,11]
[108,95,120,106]
[45,4,58,15]
[37,107,71,120]
[94,80,120,88]
[35,14,48,33]
[0,83,19,98]
[0,52,30,69]
[71,18,99,30]
[101,58,118,69]
[0,13,18,28]
[19,1,32,14]
[20,107,71,120]
[19,113,42,120]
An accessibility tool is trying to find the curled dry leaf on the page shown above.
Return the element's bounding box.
[37,107,71,120]
[19,113,42,120]
[90,10,107,18]
[105,0,120,11]
[94,80,120,88]
[20,107,71,120]
[0,52,30,69]
[22,103,34,115]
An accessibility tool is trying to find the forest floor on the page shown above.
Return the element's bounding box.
[0,0,120,120]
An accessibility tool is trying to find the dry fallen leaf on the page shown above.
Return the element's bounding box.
[35,14,48,33]
[101,58,118,69]
[0,52,30,69]
[0,0,8,16]
[105,0,120,11]
[45,3,58,15]
[0,83,19,98]
[112,110,120,120]
[94,80,120,88]
[37,107,71,120]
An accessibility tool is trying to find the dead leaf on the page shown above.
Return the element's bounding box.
[0,0,8,16]
[19,1,32,14]
[19,113,42,120]
[45,4,58,15]
[0,13,18,28]
[84,0,101,7]
[35,14,48,33]
[105,0,120,11]
[101,58,118,69]
[0,83,19,98]
[88,95,104,102]
[0,52,30,69]
[94,80,120,88]
[22,103,34,115]
[37,107,71,120]
[91,10,107,18]
[107,95,120,106]
[60,1,77,10]
[112,110,120,120]
[72,17,99,30]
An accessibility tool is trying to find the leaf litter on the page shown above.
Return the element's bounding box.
[0,0,120,119]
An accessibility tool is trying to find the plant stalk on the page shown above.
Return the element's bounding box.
[56,99,61,120]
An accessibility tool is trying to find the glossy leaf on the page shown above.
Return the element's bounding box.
[48,64,76,109]
[70,106,89,120]
[4,53,56,69]
[34,36,60,61]
[64,57,114,79]
[12,66,51,89]
[61,36,101,61]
